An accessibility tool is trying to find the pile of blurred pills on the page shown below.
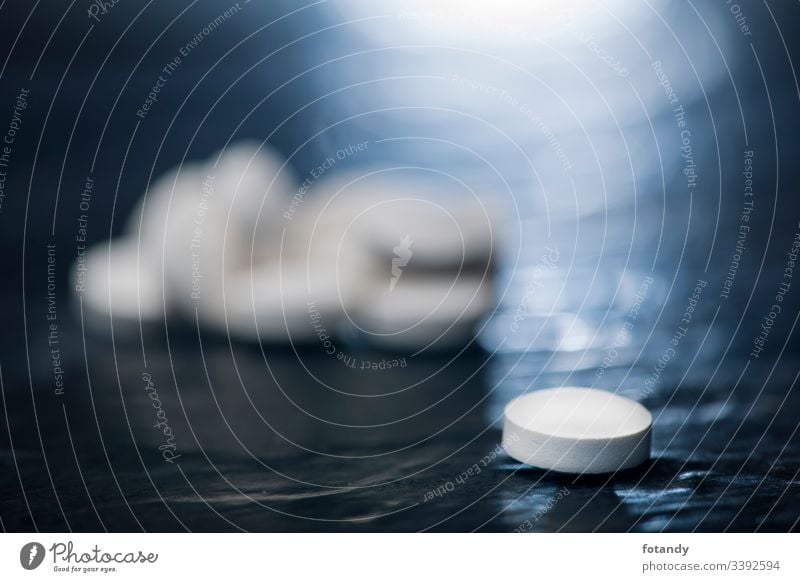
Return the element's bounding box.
[73,142,498,350]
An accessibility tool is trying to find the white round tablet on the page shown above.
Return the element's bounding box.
[502,387,651,474]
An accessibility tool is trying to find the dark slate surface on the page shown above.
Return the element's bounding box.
[1,309,799,532]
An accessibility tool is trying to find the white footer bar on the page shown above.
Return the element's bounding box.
[1,533,797,581]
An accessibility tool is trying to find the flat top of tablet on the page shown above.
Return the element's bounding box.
[504,387,652,440]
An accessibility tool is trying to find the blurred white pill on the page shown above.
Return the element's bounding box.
[303,171,497,271]
[502,387,651,474]
[118,164,208,323]
[217,262,351,342]
[284,180,383,300]
[125,162,206,244]
[160,190,243,325]
[349,274,493,349]
[285,170,499,349]
[74,238,164,326]
[359,196,496,271]
[210,141,298,263]
[159,144,293,318]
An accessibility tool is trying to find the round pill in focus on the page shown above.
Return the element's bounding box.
[502,387,652,474]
